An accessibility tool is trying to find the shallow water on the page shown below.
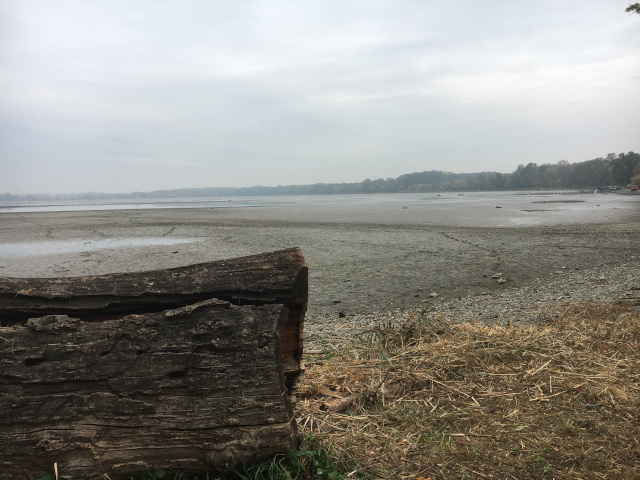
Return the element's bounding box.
[0,190,594,212]
[203,191,638,228]
[0,237,195,258]
[0,197,293,213]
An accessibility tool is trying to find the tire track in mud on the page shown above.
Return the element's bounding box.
[439,231,499,257]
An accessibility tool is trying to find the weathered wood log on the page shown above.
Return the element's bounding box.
[0,248,307,479]
[0,247,307,383]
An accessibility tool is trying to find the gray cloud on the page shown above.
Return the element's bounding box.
[1,0,639,194]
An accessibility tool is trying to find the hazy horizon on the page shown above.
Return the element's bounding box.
[2,1,639,195]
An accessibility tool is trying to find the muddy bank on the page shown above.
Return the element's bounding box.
[0,199,637,317]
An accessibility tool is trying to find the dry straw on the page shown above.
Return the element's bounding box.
[296,300,640,479]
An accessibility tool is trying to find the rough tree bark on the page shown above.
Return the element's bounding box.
[0,248,307,479]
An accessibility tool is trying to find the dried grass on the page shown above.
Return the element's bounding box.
[295,300,640,479]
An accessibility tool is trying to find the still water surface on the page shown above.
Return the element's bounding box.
[0,190,616,213]
[0,238,196,258]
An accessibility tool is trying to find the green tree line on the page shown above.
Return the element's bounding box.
[143,151,640,196]
[2,152,638,201]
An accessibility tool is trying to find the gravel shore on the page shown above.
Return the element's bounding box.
[303,253,640,350]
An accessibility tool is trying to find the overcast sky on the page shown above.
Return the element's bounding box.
[1,1,639,195]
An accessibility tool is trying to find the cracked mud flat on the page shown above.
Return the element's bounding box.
[0,193,638,320]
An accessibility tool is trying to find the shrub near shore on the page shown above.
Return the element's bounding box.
[297,300,640,479]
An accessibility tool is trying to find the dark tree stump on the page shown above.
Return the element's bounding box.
[0,248,307,479]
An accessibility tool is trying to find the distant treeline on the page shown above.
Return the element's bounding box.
[2,151,639,201]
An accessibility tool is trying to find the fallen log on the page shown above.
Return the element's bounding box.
[0,248,307,479]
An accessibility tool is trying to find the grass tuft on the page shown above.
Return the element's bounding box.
[102,440,351,480]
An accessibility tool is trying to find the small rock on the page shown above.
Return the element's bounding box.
[492,273,503,279]
[497,278,507,284]
[430,292,438,298]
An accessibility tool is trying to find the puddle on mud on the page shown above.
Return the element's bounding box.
[531,200,586,204]
[0,238,196,258]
